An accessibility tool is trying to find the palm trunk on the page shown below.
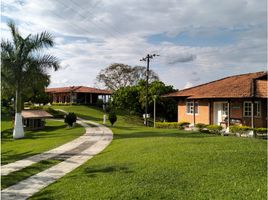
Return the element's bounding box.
[13,86,24,139]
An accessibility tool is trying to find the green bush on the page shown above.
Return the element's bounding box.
[195,123,208,132]
[178,121,190,130]
[64,112,77,127]
[229,125,252,136]
[109,110,117,126]
[254,128,268,135]
[155,122,178,129]
[207,125,223,135]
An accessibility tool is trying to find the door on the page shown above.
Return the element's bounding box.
[214,102,228,125]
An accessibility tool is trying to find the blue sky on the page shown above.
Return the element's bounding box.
[1,0,267,89]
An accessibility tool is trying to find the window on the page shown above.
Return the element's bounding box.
[186,102,198,114]
[243,101,261,117]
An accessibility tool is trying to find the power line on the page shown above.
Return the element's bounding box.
[140,54,159,127]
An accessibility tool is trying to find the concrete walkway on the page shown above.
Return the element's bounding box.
[1,118,113,200]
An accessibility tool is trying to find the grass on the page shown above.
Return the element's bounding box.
[1,159,62,190]
[1,117,85,165]
[30,105,267,200]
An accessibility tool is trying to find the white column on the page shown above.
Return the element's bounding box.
[13,113,24,139]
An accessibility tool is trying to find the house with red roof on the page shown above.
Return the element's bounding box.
[163,71,267,129]
[45,86,112,104]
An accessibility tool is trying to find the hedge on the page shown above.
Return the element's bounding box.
[229,125,252,136]
[206,125,223,135]
[155,122,179,129]
[155,121,190,129]
[254,128,268,135]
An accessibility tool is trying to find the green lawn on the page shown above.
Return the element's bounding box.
[1,119,85,165]
[30,106,267,200]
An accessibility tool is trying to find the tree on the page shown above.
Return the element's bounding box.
[108,110,117,126]
[110,80,178,121]
[96,63,159,91]
[1,21,60,138]
[64,112,77,127]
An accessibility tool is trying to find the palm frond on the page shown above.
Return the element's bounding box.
[29,31,54,51]
[35,54,60,71]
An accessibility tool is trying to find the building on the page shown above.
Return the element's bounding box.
[163,71,267,129]
[22,110,53,130]
[45,86,112,104]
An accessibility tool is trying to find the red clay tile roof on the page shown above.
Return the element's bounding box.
[22,110,53,119]
[45,86,112,95]
[163,71,267,99]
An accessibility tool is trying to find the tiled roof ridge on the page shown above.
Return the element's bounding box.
[175,71,267,94]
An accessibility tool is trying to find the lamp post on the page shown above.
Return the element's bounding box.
[140,54,159,126]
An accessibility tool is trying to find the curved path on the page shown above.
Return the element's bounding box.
[1,118,113,200]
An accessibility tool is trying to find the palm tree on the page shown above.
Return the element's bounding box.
[1,21,60,139]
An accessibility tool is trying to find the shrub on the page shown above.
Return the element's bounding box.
[155,122,178,129]
[109,110,117,126]
[195,123,208,132]
[64,112,77,127]
[178,121,190,130]
[206,125,223,135]
[254,128,268,135]
[229,125,252,136]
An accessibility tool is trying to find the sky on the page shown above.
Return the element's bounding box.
[1,0,267,89]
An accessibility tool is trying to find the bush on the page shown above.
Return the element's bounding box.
[109,110,117,126]
[178,121,190,130]
[155,122,178,129]
[195,123,208,132]
[207,125,223,135]
[64,112,77,127]
[254,128,268,135]
[229,125,252,136]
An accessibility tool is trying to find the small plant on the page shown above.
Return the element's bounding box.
[206,125,223,135]
[254,128,268,135]
[109,110,117,126]
[229,125,252,136]
[195,123,208,132]
[155,122,178,129]
[64,112,77,127]
[178,121,190,130]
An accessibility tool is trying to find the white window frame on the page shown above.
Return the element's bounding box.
[254,101,261,117]
[243,101,252,117]
[243,101,261,117]
[186,102,199,115]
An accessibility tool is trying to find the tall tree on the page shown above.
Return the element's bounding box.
[96,63,159,91]
[1,21,60,138]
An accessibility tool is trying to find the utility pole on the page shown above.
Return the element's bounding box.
[140,54,159,126]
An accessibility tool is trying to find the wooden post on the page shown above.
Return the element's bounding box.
[251,100,254,129]
[193,100,196,126]
[227,100,230,128]
[90,93,93,104]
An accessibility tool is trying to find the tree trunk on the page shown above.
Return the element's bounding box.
[13,86,24,139]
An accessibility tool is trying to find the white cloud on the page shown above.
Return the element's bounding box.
[1,0,266,89]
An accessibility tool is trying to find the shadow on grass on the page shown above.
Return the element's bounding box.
[76,113,102,122]
[84,165,133,178]
[1,150,37,165]
[1,159,60,189]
